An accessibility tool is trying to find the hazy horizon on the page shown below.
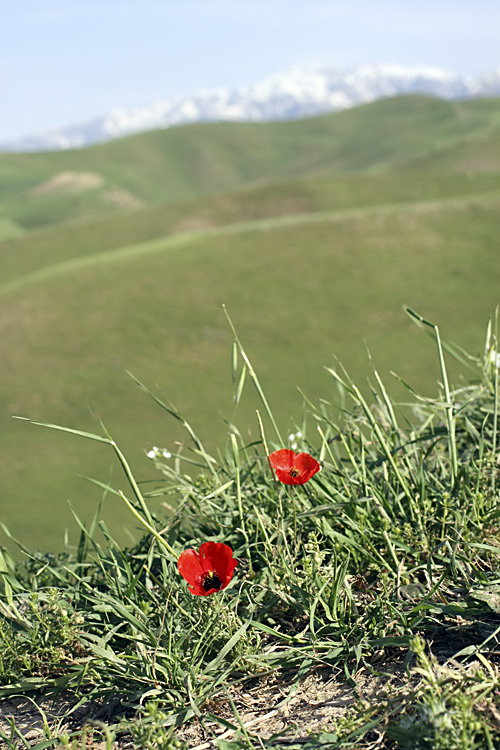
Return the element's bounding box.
[3,0,500,142]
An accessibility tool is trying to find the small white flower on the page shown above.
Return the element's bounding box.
[291,442,298,450]
[488,349,500,370]
[162,450,171,459]
[147,449,156,459]
[288,433,295,443]
[295,431,302,439]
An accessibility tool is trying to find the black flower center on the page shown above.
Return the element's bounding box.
[288,468,299,477]
[202,570,223,591]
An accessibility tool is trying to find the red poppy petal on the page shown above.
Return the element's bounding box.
[198,541,224,571]
[199,541,238,587]
[295,452,321,482]
[269,449,295,471]
[275,468,300,485]
[270,450,320,485]
[177,548,204,584]
[178,543,238,595]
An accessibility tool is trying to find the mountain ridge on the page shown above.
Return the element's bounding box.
[3,95,500,231]
[4,62,500,152]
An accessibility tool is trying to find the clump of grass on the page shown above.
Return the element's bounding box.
[328,636,500,750]
[387,636,500,750]
[1,308,500,748]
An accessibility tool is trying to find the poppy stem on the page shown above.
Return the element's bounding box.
[290,486,298,546]
[212,591,234,636]
[256,409,279,492]
[230,433,253,576]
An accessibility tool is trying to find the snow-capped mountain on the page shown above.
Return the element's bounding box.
[4,63,500,152]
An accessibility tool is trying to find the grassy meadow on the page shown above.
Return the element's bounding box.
[2,94,500,748]
[0,94,499,556]
[2,310,500,748]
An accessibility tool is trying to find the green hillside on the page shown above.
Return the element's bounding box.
[2,170,500,291]
[405,130,500,172]
[2,95,500,229]
[2,94,500,553]
[1,190,499,552]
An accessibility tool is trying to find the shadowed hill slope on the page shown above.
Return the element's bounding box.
[2,95,500,229]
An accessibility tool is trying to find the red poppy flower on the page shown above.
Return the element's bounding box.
[269,449,320,485]
[177,541,238,596]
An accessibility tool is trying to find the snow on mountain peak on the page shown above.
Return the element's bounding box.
[3,62,500,152]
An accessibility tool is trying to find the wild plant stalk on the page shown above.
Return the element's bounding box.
[491,307,499,495]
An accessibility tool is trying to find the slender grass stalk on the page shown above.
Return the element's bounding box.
[328,372,418,523]
[118,491,176,559]
[12,416,155,526]
[382,529,401,574]
[127,371,219,479]
[224,305,284,445]
[230,433,246,540]
[372,365,399,432]
[492,307,499,495]
[111,440,154,527]
[405,308,458,484]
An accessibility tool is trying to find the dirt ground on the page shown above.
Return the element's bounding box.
[0,655,410,749]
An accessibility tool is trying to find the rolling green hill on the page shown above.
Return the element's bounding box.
[2,170,500,291]
[2,95,500,230]
[1,94,500,553]
[404,131,500,173]
[1,190,499,551]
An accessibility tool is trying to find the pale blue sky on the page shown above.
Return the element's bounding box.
[2,0,500,141]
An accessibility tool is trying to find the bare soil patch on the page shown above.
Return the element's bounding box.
[173,216,215,233]
[102,189,144,210]
[0,656,409,748]
[29,172,104,196]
